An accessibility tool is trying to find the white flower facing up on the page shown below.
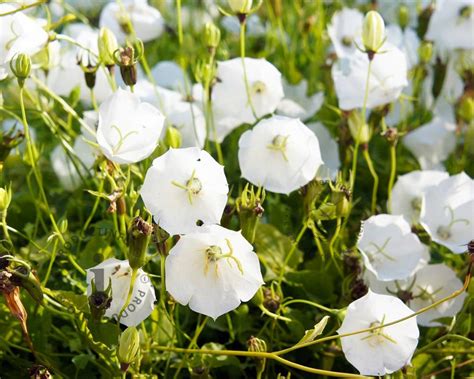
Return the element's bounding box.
[338,291,419,376]
[389,170,449,224]
[0,4,49,80]
[99,0,164,44]
[307,122,340,181]
[327,8,364,58]
[331,42,408,110]
[403,117,456,171]
[420,172,474,254]
[86,258,156,327]
[211,58,284,142]
[238,115,323,195]
[357,214,427,281]
[426,0,474,53]
[386,24,420,69]
[364,264,467,327]
[140,147,229,236]
[165,225,264,320]
[276,79,324,121]
[96,88,165,164]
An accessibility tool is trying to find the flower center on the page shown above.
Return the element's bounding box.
[410,197,422,213]
[366,238,396,265]
[341,36,353,47]
[267,134,290,161]
[171,170,203,204]
[436,206,470,241]
[251,80,266,94]
[459,5,473,20]
[361,315,397,346]
[204,239,244,277]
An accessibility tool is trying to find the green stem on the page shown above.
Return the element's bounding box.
[328,217,342,259]
[240,18,258,119]
[362,148,379,214]
[282,299,339,315]
[42,238,59,285]
[0,0,45,16]
[415,334,473,356]
[1,211,12,245]
[118,268,138,324]
[387,143,397,212]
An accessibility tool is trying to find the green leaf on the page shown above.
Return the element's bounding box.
[295,316,329,346]
[52,290,89,313]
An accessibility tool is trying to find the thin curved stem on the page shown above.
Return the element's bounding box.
[240,19,258,119]
[362,148,379,214]
[387,143,397,212]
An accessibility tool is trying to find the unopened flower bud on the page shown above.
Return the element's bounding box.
[247,336,267,376]
[127,216,152,270]
[118,326,140,372]
[348,111,370,144]
[98,27,118,68]
[228,0,253,15]
[362,11,385,58]
[456,49,474,80]
[164,126,182,149]
[418,41,433,65]
[398,5,409,30]
[236,184,265,243]
[0,186,12,212]
[204,22,221,52]
[114,41,143,87]
[458,96,474,123]
[10,53,31,88]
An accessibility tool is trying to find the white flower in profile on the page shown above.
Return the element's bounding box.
[403,117,456,171]
[211,57,284,142]
[96,88,165,164]
[357,214,427,281]
[327,8,364,58]
[386,24,420,69]
[420,172,474,254]
[307,122,340,180]
[99,0,164,44]
[365,264,467,327]
[0,3,49,79]
[238,115,323,195]
[338,291,419,376]
[86,258,156,327]
[151,61,189,92]
[426,0,474,53]
[140,147,229,235]
[276,79,324,121]
[165,225,264,320]
[332,43,408,110]
[389,170,449,223]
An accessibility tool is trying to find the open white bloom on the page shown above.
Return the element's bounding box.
[276,79,324,121]
[0,4,49,80]
[238,116,323,194]
[99,0,164,44]
[165,225,264,320]
[332,43,408,110]
[389,170,449,223]
[97,88,165,164]
[364,264,467,327]
[357,214,427,281]
[420,172,474,254]
[211,58,284,142]
[151,61,189,92]
[403,117,456,171]
[338,291,419,376]
[140,147,229,235]
[86,258,156,327]
[386,24,420,69]
[307,122,340,180]
[327,8,364,58]
[426,0,474,53]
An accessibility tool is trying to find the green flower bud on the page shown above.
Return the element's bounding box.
[398,5,409,30]
[418,41,433,65]
[348,111,370,144]
[456,49,474,79]
[164,126,182,149]
[127,216,152,270]
[204,22,221,52]
[118,326,140,371]
[458,96,474,123]
[10,53,31,88]
[228,0,253,14]
[0,186,12,212]
[98,27,118,67]
[236,184,265,243]
[362,11,385,57]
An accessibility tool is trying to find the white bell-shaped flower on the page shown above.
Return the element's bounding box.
[357,214,427,281]
[307,122,340,181]
[364,264,467,327]
[386,24,420,69]
[338,291,419,376]
[331,43,408,110]
[276,79,324,121]
[140,147,229,236]
[426,0,474,53]
[86,258,156,327]
[211,57,284,142]
[420,172,474,254]
[389,170,449,224]
[151,61,189,92]
[165,225,264,320]
[403,117,456,171]
[96,88,165,164]
[327,8,364,58]
[238,115,323,195]
[99,0,164,44]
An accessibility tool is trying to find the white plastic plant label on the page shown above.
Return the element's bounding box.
[86,258,156,327]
